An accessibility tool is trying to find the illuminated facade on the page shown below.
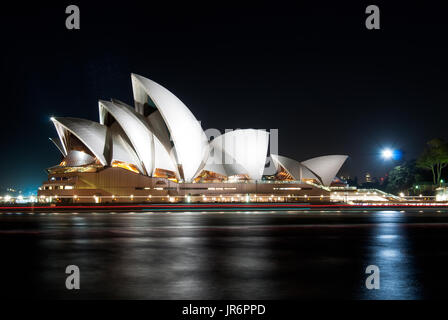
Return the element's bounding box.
[38,74,348,203]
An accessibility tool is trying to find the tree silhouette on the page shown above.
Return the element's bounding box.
[385,160,416,194]
[416,138,448,185]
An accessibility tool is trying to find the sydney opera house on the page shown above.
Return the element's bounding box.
[37,74,348,203]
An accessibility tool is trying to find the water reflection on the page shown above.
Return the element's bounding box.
[1,210,445,299]
[362,211,420,299]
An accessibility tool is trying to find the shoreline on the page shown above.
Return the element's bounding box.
[1,202,448,212]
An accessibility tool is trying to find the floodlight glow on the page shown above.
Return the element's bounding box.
[381,148,393,159]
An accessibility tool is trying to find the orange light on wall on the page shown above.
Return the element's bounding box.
[153,168,178,182]
[111,160,140,174]
[194,170,227,183]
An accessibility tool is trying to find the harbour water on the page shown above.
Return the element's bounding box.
[1,210,447,299]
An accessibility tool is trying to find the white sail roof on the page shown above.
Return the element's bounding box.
[109,122,145,174]
[63,150,96,167]
[47,74,349,185]
[203,146,247,177]
[270,154,303,181]
[301,155,348,186]
[99,100,155,175]
[131,74,209,181]
[271,154,348,186]
[153,135,177,174]
[208,129,269,180]
[51,117,108,165]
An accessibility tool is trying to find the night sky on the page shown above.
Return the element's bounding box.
[1,1,447,194]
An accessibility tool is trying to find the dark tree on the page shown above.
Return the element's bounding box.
[385,160,417,195]
[416,138,448,185]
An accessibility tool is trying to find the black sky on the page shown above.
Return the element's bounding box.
[1,1,447,193]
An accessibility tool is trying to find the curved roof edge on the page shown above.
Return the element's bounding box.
[99,100,155,175]
[49,137,67,157]
[301,155,349,186]
[270,154,323,183]
[270,154,302,181]
[50,117,108,165]
[109,122,145,174]
[131,74,209,181]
